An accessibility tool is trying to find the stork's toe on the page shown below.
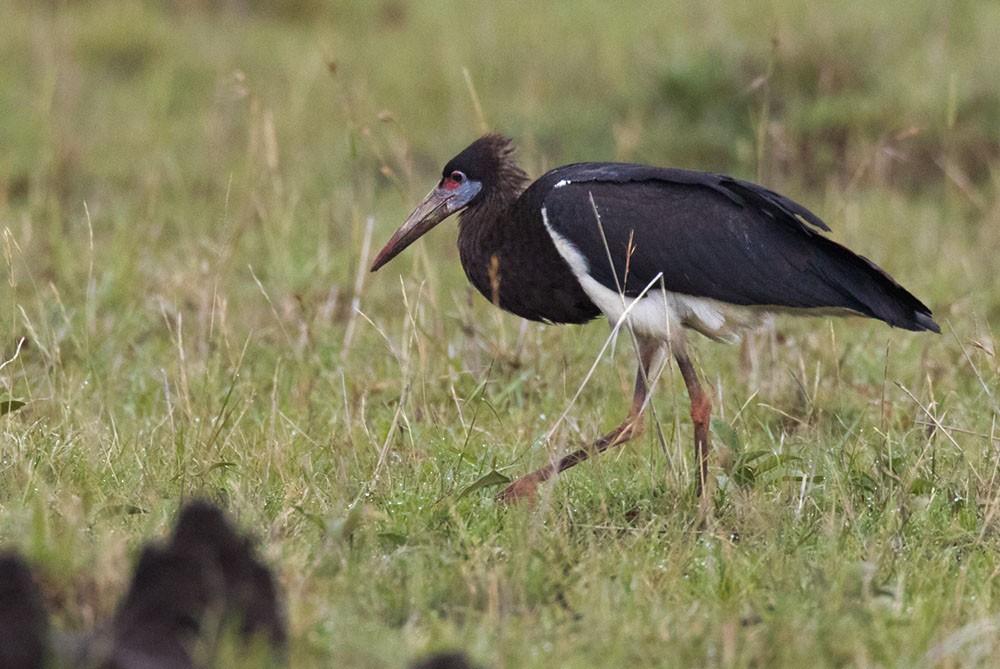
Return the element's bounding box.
[496,472,548,505]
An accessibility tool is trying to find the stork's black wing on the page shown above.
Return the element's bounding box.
[529,163,938,332]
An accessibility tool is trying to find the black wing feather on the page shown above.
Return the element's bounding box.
[532,163,937,332]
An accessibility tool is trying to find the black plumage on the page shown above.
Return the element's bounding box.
[534,164,936,331]
[371,134,939,502]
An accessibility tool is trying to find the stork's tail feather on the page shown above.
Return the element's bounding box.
[857,256,939,334]
[818,245,940,334]
[906,309,940,334]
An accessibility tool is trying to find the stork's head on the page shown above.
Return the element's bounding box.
[370,134,522,272]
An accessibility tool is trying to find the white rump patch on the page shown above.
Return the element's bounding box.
[553,179,572,189]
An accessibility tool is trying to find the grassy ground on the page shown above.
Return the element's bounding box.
[2,1,999,666]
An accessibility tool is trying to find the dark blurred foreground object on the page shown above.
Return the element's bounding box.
[371,134,939,503]
[1,500,285,669]
[410,650,477,669]
[0,552,48,669]
[107,500,286,668]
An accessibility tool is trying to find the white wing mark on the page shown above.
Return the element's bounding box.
[541,206,780,345]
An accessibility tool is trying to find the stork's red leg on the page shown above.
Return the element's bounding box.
[497,338,663,504]
[673,348,712,496]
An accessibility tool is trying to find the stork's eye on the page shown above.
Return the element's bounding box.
[450,170,466,183]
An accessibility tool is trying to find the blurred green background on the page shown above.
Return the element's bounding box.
[2,1,1000,667]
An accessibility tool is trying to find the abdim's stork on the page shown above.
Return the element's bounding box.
[370,134,939,501]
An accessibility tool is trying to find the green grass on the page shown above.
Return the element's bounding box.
[2,1,999,666]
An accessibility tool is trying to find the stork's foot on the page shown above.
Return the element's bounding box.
[496,470,551,505]
[496,416,646,505]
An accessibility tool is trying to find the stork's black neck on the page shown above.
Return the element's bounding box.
[455,158,599,325]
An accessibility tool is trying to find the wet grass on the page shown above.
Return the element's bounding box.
[2,1,1000,666]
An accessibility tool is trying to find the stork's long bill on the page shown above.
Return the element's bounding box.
[370,174,482,272]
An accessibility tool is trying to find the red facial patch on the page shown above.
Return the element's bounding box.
[442,177,460,190]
